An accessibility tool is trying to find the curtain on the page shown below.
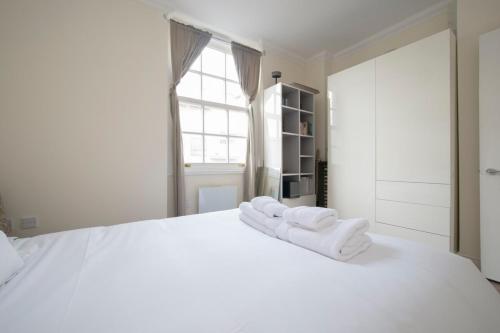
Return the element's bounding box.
[170,20,211,216]
[231,42,262,201]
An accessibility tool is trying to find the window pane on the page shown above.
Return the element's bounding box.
[182,133,203,163]
[228,110,248,137]
[177,72,201,99]
[205,135,228,163]
[191,55,201,72]
[202,47,225,77]
[202,75,225,104]
[226,81,246,107]
[229,137,247,164]
[204,106,227,135]
[180,102,202,133]
[226,54,239,82]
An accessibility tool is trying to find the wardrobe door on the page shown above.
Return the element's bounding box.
[327,60,376,228]
[375,30,452,184]
[374,30,455,250]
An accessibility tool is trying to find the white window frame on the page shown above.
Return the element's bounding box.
[178,40,248,173]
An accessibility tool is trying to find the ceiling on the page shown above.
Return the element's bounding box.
[154,0,447,59]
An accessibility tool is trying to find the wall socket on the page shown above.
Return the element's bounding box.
[20,216,38,229]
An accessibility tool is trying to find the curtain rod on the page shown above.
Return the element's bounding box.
[163,14,265,55]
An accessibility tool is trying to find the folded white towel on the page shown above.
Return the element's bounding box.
[283,206,338,231]
[327,218,370,260]
[338,234,372,258]
[275,220,293,241]
[261,201,288,218]
[250,196,278,212]
[239,202,282,230]
[276,218,372,261]
[239,213,277,237]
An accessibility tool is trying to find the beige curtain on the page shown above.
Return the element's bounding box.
[231,42,262,201]
[170,20,211,216]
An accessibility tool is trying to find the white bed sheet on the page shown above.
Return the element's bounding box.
[1,209,499,333]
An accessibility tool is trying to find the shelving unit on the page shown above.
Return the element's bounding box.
[263,83,316,206]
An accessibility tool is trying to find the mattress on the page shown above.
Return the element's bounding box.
[1,209,499,333]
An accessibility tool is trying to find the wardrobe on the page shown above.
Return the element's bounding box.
[327,29,456,251]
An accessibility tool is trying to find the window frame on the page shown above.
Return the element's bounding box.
[177,40,248,169]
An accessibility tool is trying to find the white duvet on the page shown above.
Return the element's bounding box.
[1,209,499,333]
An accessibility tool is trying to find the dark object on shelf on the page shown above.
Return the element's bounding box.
[283,180,300,198]
[272,71,282,84]
[317,161,328,207]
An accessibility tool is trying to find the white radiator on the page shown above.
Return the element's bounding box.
[198,186,237,213]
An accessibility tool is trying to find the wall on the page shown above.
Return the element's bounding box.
[456,0,500,261]
[305,55,328,160]
[258,45,329,163]
[0,0,171,236]
[328,10,452,74]
[0,0,312,226]
[256,46,308,167]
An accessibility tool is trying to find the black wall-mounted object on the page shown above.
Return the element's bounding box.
[272,71,282,84]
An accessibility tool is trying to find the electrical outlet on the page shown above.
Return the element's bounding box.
[20,216,38,229]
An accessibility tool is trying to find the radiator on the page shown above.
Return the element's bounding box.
[198,185,238,213]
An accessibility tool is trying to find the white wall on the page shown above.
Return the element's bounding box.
[257,44,308,164]
[304,55,328,160]
[3,0,464,241]
[328,10,452,74]
[0,0,171,236]
[0,0,313,227]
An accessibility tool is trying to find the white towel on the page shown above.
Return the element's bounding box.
[261,201,288,218]
[239,213,277,237]
[239,202,283,230]
[275,220,293,241]
[283,206,338,231]
[276,218,372,261]
[250,196,277,212]
[326,218,370,260]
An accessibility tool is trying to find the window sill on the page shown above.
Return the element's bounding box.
[184,163,246,176]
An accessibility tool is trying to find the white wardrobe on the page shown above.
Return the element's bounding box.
[327,29,456,251]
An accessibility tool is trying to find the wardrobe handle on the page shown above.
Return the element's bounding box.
[486,168,500,175]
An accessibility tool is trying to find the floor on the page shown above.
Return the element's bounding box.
[490,280,500,294]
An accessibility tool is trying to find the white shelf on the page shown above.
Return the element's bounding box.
[283,105,300,111]
[264,82,316,203]
[300,90,314,112]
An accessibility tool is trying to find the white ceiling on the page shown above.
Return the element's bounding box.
[153,0,447,59]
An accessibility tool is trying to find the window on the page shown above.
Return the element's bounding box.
[177,41,248,165]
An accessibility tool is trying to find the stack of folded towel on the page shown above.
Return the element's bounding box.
[238,196,288,237]
[277,206,372,261]
[238,197,372,261]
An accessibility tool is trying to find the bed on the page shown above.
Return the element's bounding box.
[1,209,499,333]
